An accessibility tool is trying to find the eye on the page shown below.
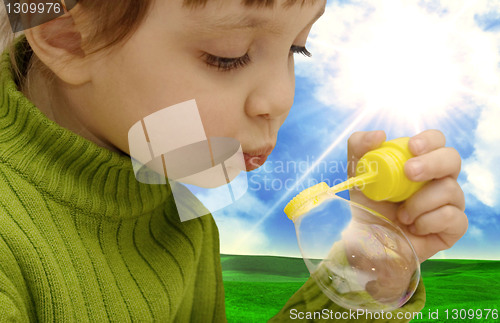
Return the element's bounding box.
[201,52,251,72]
[290,45,312,57]
[201,45,312,72]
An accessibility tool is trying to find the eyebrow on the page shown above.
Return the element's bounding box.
[200,5,326,34]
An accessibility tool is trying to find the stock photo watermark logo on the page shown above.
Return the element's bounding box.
[247,157,379,192]
[128,99,248,222]
[3,0,79,32]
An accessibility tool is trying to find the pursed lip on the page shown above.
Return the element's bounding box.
[243,145,274,171]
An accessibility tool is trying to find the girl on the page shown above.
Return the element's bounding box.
[0,0,467,321]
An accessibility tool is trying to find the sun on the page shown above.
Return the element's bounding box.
[336,2,466,128]
[303,0,498,134]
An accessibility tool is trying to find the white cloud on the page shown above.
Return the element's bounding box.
[467,224,484,240]
[463,101,500,208]
[211,191,274,255]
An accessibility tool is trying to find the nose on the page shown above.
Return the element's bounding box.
[244,61,295,120]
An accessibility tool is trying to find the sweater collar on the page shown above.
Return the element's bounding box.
[0,36,172,220]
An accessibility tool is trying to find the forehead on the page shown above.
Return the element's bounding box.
[182,0,326,35]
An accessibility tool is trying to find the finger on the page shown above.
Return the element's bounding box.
[398,177,466,225]
[408,205,468,249]
[347,130,386,177]
[408,129,446,156]
[404,147,461,181]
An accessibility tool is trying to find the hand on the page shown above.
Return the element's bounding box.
[347,130,468,263]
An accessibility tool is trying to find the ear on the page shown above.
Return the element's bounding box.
[24,10,92,86]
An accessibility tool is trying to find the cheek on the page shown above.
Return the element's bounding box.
[93,43,248,151]
[94,58,192,139]
[194,94,247,139]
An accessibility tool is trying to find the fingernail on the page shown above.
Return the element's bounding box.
[399,208,410,224]
[411,138,425,154]
[407,159,423,178]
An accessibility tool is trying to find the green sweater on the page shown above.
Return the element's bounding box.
[0,37,425,322]
[0,38,226,322]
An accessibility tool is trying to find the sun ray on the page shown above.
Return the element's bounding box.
[231,109,370,250]
[459,85,500,104]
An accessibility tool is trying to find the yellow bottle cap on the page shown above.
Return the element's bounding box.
[284,182,330,221]
[356,137,425,202]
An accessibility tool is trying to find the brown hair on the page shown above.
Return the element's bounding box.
[1,0,317,85]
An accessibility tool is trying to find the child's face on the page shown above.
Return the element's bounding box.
[83,0,326,170]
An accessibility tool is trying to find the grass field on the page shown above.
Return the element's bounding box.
[221,255,500,322]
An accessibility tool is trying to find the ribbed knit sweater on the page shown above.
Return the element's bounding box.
[0,38,226,322]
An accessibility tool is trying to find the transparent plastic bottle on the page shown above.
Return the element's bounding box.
[284,137,426,312]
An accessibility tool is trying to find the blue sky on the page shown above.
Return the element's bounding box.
[211,0,500,260]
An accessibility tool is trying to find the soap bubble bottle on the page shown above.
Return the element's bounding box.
[285,137,425,312]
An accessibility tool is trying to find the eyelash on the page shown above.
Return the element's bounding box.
[202,45,312,72]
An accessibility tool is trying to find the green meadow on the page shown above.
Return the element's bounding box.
[221,255,500,322]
